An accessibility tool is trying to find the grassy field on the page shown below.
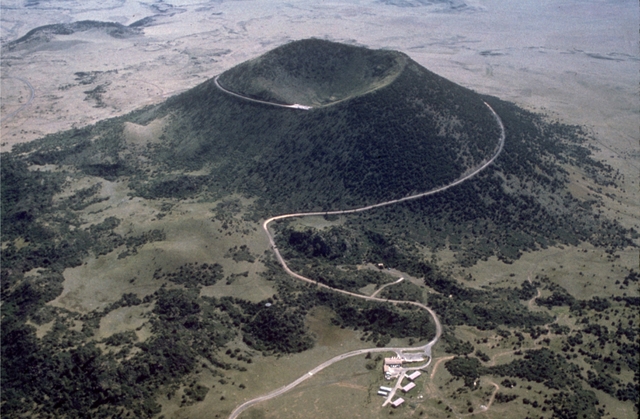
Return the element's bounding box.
[156,306,382,419]
[459,243,636,299]
[9,164,637,419]
[207,235,639,419]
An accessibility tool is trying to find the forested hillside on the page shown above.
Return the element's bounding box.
[2,39,637,418]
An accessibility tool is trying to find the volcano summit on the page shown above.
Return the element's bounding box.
[135,39,503,211]
[216,39,407,108]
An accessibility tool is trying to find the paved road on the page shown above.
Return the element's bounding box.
[225,89,505,418]
[1,76,35,123]
[214,76,312,110]
[370,277,404,298]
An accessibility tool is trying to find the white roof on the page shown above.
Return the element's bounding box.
[402,382,416,392]
[391,397,405,407]
[407,371,422,380]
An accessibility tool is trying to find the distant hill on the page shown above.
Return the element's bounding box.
[3,20,142,52]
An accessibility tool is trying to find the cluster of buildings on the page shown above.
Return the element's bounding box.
[383,357,403,380]
[383,356,425,380]
[377,368,423,408]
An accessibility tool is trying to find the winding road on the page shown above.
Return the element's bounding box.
[220,78,506,418]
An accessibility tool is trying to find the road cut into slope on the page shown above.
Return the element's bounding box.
[223,83,505,418]
[214,76,312,110]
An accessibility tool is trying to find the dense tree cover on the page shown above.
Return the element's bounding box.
[337,96,635,265]
[1,283,244,418]
[133,174,209,199]
[422,275,551,331]
[243,308,314,353]
[445,349,603,418]
[211,275,436,350]
[441,331,474,355]
[494,392,518,403]
[1,154,65,241]
[275,222,553,331]
[287,260,391,292]
[281,226,354,261]
[378,280,424,303]
[153,262,224,287]
[16,41,504,215]
[445,356,483,387]
[489,348,578,389]
[209,296,314,354]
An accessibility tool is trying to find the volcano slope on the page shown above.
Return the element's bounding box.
[2,40,637,419]
[140,39,503,212]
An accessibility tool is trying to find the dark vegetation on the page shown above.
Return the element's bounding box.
[1,39,637,417]
[340,97,635,265]
[442,284,640,416]
[494,392,519,403]
[1,278,244,418]
[442,331,474,355]
[153,262,224,287]
[225,244,256,263]
[9,40,635,267]
[276,222,553,330]
[378,280,424,302]
[445,349,602,418]
[218,38,406,106]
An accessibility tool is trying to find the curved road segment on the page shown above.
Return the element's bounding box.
[214,76,312,110]
[218,78,506,418]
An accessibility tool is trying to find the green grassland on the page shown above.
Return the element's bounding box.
[1,40,637,418]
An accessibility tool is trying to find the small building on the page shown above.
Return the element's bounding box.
[379,386,393,392]
[391,398,405,407]
[402,352,425,363]
[407,371,422,381]
[384,357,403,367]
[377,390,389,397]
[402,382,416,393]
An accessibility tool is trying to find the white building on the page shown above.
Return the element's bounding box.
[391,398,405,407]
[407,371,422,381]
[402,382,416,393]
